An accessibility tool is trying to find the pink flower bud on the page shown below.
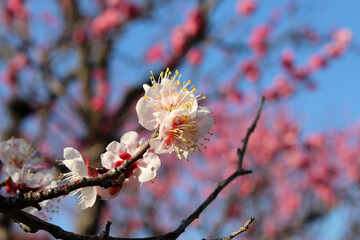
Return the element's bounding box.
[146,43,164,64]
[236,0,257,16]
[186,48,203,66]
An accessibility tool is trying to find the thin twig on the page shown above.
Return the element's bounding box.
[216,217,255,240]
[237,96,265,171]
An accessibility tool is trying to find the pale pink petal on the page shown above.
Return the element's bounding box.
[138,152,161,182]
[149,138,171,154]
[159,78,179,97]
[100,151,118,169]
[136,97,158,130]
[138,167,156,182]
[96,186,120,200]
[3,165,23,184]
[195,106,214,138]
[122,176,141,196]
[121,131,139,153]
[80,187,97,209]
[105,141,126,154]
[177,90,198,118]
[141,152,161,168]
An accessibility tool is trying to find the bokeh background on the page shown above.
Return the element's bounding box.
[0,0,359,239]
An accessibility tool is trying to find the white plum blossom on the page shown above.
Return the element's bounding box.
[3,166,55,191]
[61,147,98,209]
[150,107,214,160]
[136,69,200,130]
[0,138,56,194]
[0,138,57,218]
[136,69,214,160]
[0,138,43,168]
[100,131,161,198]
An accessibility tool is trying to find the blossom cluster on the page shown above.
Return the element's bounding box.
[0,138,57,215]
[136,69,214,160]
[0,69,214,210]
[61,131,161,209]
[0,138,56,195]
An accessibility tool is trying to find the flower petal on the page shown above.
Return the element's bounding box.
[121,131,139,153]
[141,152,161,169]
[122,176,141,196]
[138,152,161,182]
[64,147,83,161]
[100,151,118,169]
[96,186,120,200]
[3,165,24,184]
[136,97,158,130]
[149,138,172,154]
[62,159,87,177]
[105,141,126,154]
[80,187,97,209]
[195,106,214,138]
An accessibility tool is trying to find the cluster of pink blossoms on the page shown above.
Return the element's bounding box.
[0,70,214,210]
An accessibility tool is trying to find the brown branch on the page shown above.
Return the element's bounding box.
[0,97,265,240]
[4,141,150,210]
[212,217,255,240]
[237,96,265,171]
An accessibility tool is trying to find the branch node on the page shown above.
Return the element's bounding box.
[19,223,38,233]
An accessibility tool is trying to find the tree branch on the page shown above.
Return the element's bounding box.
[4,141,150,210]
[0,97,265,239]
[212,217,255,240]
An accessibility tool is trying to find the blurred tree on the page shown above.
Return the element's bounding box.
[0,0,358,239]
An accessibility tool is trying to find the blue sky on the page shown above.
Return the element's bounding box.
[2,0,360,239]
[286,0,360,132]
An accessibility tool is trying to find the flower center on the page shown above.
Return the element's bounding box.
[114,152,138,173]
[9,157,25,169]
[165,115,199,153]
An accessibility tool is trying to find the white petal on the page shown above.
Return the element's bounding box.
[80,187,97,209]
[121,131,139,153]
[64,147,83,161]
[105,141,126,154]
[143,84,150,91]
[122,176,141,196]
[3,165,23,184]
[159,78,179,97]
[100,151,118,169]
[149,138,171,154]
[136,97,158,130]
[142,152,161,169]
[96,187,120,200]
[138,167,156,182]
[138,153,161,182]
[62,159,88,177]
[177,90,198,118]
[195,107,214,138]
